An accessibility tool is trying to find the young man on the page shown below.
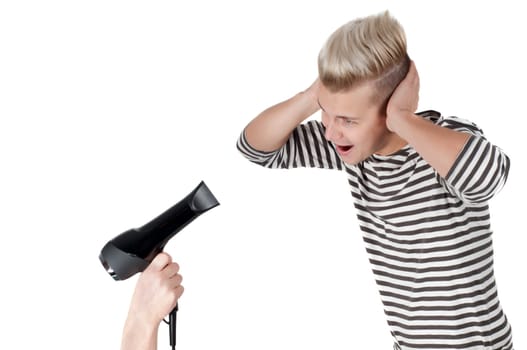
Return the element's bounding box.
[121,252,184,350]
[237,11,514,350]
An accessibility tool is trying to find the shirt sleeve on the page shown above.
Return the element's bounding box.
[438,117,510,203]
[236,120,344,170]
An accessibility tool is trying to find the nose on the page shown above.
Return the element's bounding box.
[324,117,340,141]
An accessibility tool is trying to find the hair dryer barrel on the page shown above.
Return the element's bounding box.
[99,181,219,281]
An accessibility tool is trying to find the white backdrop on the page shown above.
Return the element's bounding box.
[1,1,525,349]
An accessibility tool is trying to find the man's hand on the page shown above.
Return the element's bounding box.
[127,252,184,326]
[303,78,322,109]
[386,60,420,133]
[121,253,184,350]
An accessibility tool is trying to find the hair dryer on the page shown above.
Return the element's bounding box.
[99,181,220,349]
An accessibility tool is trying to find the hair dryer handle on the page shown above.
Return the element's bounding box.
[169,303,178,350]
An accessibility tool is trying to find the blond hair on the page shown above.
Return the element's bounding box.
[318,11,410,104]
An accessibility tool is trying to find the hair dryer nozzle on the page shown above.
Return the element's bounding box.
[99,181,220,280]
[191,181,220,213]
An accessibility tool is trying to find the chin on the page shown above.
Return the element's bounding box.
[344,150,374,165]
[341,155,362,165]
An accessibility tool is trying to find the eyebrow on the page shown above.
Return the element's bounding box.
[317,99,359,120]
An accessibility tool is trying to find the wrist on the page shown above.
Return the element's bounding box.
[387,110,415,134]
[123,312,160,337]
[296,89,320,120]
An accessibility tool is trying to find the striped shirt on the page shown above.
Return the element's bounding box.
[237,110,514,350]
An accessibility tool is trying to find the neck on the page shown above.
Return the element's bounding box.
[375,133,408,156]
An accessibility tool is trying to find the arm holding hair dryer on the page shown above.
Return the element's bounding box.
[99,181,219,350]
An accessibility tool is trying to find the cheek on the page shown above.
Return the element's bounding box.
[345,127,363,143]
[352,124,382,145]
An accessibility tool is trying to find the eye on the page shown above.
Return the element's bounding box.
[342,118,356,126]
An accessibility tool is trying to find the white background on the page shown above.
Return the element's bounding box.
[1,1,525,349]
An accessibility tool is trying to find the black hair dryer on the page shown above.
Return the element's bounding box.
[99,181,220,349]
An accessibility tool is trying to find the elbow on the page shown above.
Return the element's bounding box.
[460,162,510,203]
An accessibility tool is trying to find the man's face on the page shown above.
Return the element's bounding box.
[318,83,404,165]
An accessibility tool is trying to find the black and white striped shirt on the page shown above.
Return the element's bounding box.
[237,110,514,350]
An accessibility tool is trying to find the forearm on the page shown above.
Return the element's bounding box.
[121,316,159,350]
[392,112,471,178]
[244,89,319,152]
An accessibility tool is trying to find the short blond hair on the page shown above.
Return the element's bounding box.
[318,11,410,104]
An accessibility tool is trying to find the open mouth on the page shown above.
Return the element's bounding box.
[336,144,353,154]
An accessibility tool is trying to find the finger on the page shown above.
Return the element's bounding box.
[409,60,416,72]
[168,273,183,289]
[149,252,172,272]
[166,284,185,309]
[409,61,419,84]
[161,262,180,278]
[173,285,185,300]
